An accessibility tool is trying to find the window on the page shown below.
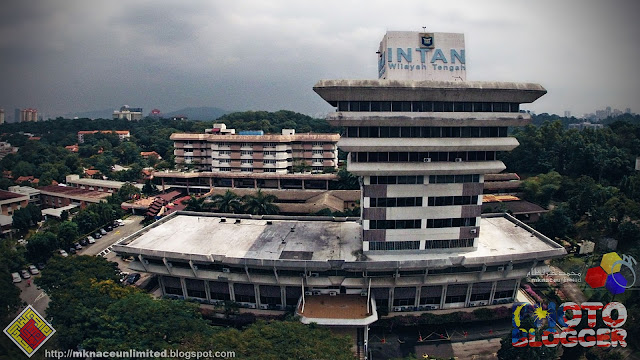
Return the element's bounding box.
[370,176,423,184]
[218,150,231,155]
[427,196,478,206]
[264,160,276,164]
[241,150,253,155]
[216,142,229,147]
[312,150,324,154]
[219,159,231,163]
[241,142,252,147]
[219,167,231,172]
[312,142,323,146]
[240,168,253,172]
[369,241,420,251]
[264,168,276,172]
[264,142,276,147]
[241,159,254,164]
[264,151,276,156]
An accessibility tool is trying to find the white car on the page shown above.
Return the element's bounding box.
[20,270,31,279]
[28,265,39,275]
[11,272,21,283]
[59,249,69,257]
[116,219,125,226]
[87,236,96,244]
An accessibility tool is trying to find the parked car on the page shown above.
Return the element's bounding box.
[68,247,77,255]
[58,249,69,257]
[36,262,45,270]
[100,228,107,235]
[80,238,88,246]
[28,265,39,275]
[17,238,27,246]
[105,225,113,232]
[11,272,21,283]
[20,269,31,279]
[94,232,102,239]
[87,236,95,244]
[124,273,141,285]
[115,219,125,226]
[112,220,120,227]
[74,242,82,250]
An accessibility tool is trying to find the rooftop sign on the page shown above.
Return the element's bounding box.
[378,31,466,81]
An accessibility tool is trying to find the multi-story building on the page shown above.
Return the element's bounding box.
[314,31,546,253]
[77,130,131,144]
[39,185,110,209]
[18,108,38,122]
[115,31,566,356]
[0,190,29,216]
[113,105,143,121]
[0,109,4,124]
[172,128,339,174]
[65,174,143,193]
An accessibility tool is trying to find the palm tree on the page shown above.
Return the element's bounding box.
[182,195,209,212]
[242,189,279,215]
[210,190,243,214]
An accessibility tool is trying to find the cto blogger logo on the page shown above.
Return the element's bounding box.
[585,252,637,295]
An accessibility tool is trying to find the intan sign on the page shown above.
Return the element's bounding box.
[378,31,467,81]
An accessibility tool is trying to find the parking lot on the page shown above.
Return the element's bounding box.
[15,215,146,316]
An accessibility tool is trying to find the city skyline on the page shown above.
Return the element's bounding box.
[1,1,639,119]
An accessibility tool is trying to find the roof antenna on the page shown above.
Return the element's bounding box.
[422,26,426,32]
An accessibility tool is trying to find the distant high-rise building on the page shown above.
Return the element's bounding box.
[0,109,4,124]
[113,105,143,121]
[605,106,612,118]
[19,109,38,122]
[564,110,571,118]
[626,108,632,114]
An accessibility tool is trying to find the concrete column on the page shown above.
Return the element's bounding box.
[161,178,166,192]
[388,288,394,309]
[464,283,472,307]
[254,284,261,306]
[254,179,257,188]
[302,181,305,190]
[204,280,211,303]
[180,277,188,299]
[229,282,235,301]
[488,281,498,305]
[440,285,447,309]
[278,179,281,189]
[280,286,286,308]
[513,279,521,299]
[158,276,166,296]
[414,286,421,308]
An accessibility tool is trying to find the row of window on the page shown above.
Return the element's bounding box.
[369,241,420,251]
[424,238,474,249]
[344,126,508,138]
[426,217,477,228]
[369,196,478,207]
[369,219,422,230]
[428,196,478,206]
[370,175,480,185]
[429,174,480,184]
[370,175,424,184]
[370,197,422,207]
[336,101,520,113]
[353,151,497,163]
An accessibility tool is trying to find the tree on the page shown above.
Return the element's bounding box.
[142,179,157,195]
[330,166,360,190]
[25,232,59,263]
[117,183,141,200]
[210,190,242,213]
[182,195,210,212]
[57,221,80,250]
[11,208,32,232]
[26,204,42,224]
[535,205,575,240]
[73,209,100,234]
[182,320,354,360]
[242,189,279,215]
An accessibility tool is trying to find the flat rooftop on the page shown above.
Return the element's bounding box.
[39,185,112,200]
[116,212,565,269]
[0,189,27,201]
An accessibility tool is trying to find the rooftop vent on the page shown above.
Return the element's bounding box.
[220,218,226,223]
[266,221,273,225]
[235,219,241,224]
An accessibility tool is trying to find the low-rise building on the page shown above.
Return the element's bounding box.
[0,190,29,216]
[65,174,143,192]
[39,185,110,209]
[8,186,41,207]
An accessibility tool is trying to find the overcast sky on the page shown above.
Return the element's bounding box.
[1,0,639,119]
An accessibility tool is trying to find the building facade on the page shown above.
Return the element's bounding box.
[77,130,131,144]
[172,128,339,174]
[113,105,143,121]
[0,190,29,216]
[18,108,38,122]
